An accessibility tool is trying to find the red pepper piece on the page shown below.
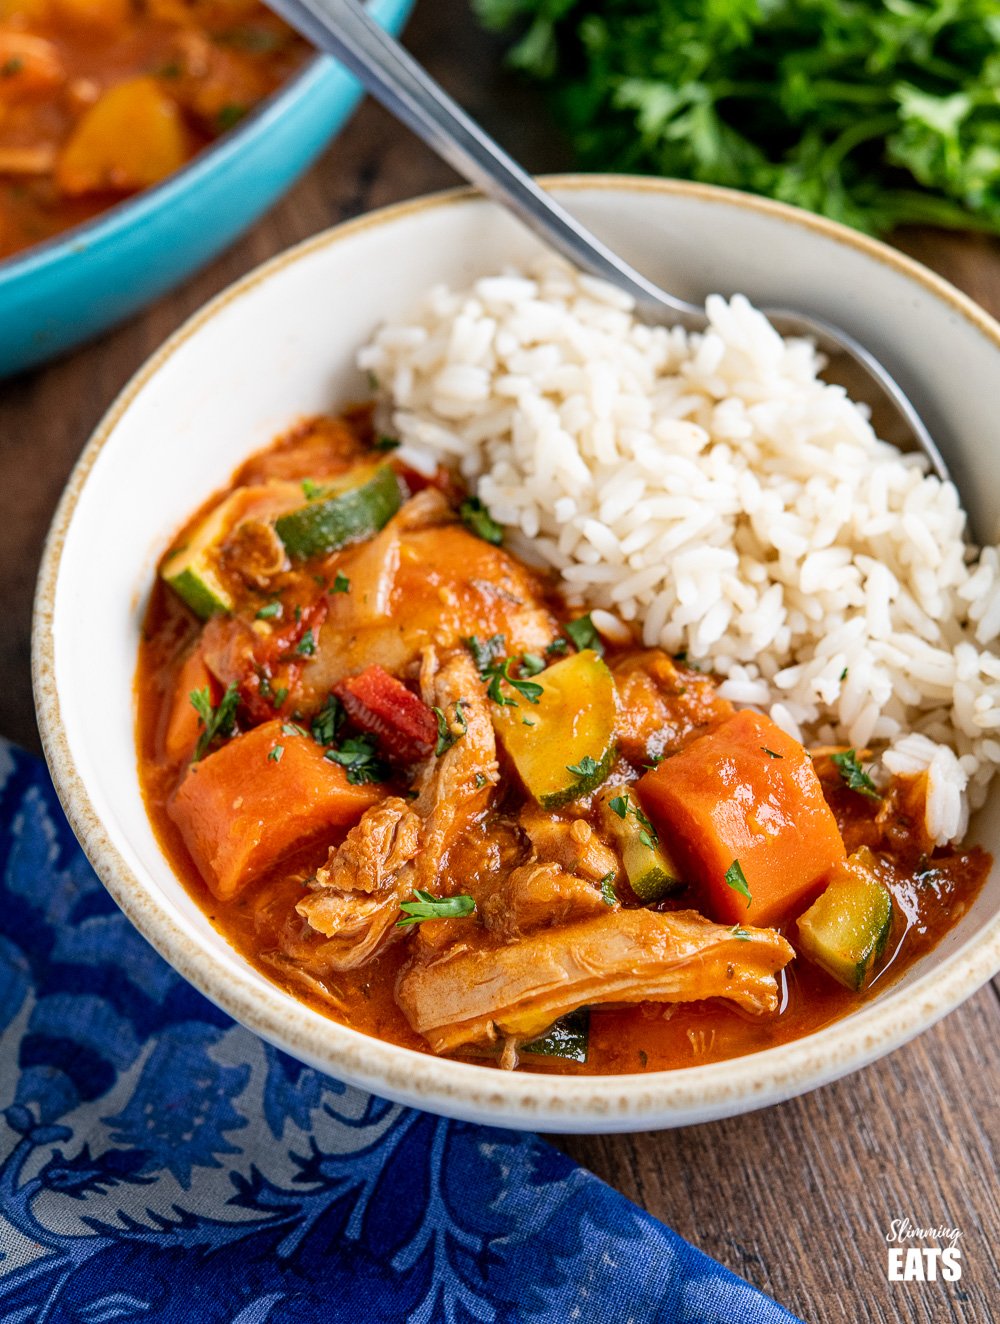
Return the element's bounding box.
[334,665,438,765]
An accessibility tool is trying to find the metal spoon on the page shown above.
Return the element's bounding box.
[265,0,952,484]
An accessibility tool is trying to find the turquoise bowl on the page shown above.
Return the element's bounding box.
[0,0,414,379]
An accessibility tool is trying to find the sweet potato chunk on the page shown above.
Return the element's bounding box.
[169,720,382,900]
[638,709,846,926]
[56,77,186,196]
[162,645,213,764]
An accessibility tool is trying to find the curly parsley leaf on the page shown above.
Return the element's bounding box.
[464,632,506,673]
[324,734,386,785]
[433,701,468,756]
[476,0,1000,239]
[831,748,881,800]
[396,890,476,927]
[484,657,544,707]
[310,695,344,746]
[564,613,603,656]
[724,859,752,907]
[190,683,240,762]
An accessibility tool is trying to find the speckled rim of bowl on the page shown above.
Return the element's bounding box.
[32,176,1000,1132]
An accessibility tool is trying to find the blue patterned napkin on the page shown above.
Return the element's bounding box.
[0,740,801,1323]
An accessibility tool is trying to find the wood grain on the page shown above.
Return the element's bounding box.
[1,3,997,1320]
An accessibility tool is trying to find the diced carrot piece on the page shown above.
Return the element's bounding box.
[163,645,215,764]
[168,719,381,900]
[638,709,846,926]
[334,665,437,765]
[55,77,187,196]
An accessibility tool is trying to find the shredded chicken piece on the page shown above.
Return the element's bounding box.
[482,860,610,939]
[519,805,619,883]
[408,650,498,885]
[295,797,421,969]
[297,493,558,704]
[612,649,733,763]
[294,650,498,968]
[396,908,794,1056]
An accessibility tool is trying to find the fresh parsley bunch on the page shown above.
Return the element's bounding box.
[475,0,1000,235]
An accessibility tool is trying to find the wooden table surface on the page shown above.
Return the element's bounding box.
[2,3,997,1320]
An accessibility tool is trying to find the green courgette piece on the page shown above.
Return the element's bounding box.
[522,1008,590,1063]
[274,464,402,561]
[161,481,303,619]
[797,847,893,991]
[597,788,682,902]
[161,489,249,618]
[490,649,617,808]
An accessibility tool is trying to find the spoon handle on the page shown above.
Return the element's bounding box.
[266,0,699,321]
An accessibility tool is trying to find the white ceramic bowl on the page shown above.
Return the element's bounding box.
[33,177,1000,1132]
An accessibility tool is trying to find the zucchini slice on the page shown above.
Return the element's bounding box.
[161,482,301,618]
[274,464,402,561]
[797,847,893,991]
[597,788,683,902]
[491,649,616,808]
[522,1009,589,1063]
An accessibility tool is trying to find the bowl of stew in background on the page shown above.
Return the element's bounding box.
[0,0,414,379]
[33,177,1000,1132]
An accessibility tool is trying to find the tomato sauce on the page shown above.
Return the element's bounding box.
[134,414,991,1076]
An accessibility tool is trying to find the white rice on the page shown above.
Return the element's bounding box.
[359,258,1000,845]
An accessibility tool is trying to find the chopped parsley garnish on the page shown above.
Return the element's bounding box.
[760,747,783,759]
[831,749,881,801]
[520,652,546,676]
[396,890,476,927]
[256,601,282,620]
[331,573,351,594]
[310,694,343,746]
[189,683,240,762]
[268,744,284,763]
[545,637,569,656]
[281,722,308,738]
[301,478,324,500]
[215,103,247,132]
[522,717,535,726]
[484,657,544,707]
[729,925,752,941]
[599,871,617,906]
[474,773,488,789]
[295,629,316,657]
[609,792,658,849]
[724,859,752,907]
[564,613,603,656]
[840,666,849,681]
[464,632,505,672]
[324,734,386,785]
[458,495,504,545]
[465,634,544,706]
[374,435,400,451]
[567,754,601,779]
[272,685,289,708]
[433,701,467,756]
